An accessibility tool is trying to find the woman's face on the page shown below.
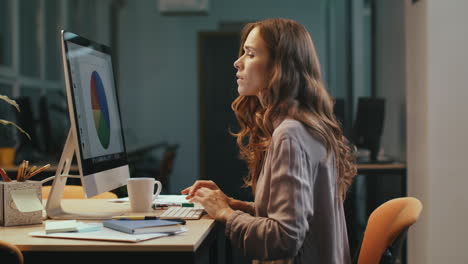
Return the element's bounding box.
[234,27,270,97]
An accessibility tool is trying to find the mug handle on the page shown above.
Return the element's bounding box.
[152,180,162,201]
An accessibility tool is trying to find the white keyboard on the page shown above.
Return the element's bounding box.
[160,207,204,220]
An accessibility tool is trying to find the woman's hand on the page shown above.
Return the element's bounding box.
[181,180,221,200]
[188,187,235,223]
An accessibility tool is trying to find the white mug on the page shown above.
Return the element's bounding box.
[127,178,162,212]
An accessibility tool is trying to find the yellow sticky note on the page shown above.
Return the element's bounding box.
[10,189,44,212]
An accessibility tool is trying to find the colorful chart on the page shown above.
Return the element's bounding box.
[90,71,110,149]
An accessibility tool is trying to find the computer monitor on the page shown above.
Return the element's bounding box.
[45,30,129,219]
[333,98,346,130]
[351,97,385,163]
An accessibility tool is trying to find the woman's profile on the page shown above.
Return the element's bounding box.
[183,18,356,264]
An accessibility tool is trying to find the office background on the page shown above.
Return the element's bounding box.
[0,0,466,263]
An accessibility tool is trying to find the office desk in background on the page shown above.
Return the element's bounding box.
[2,164,79,174]
[2,164,80,185]
[3,162,406,181]
[348,162,407,264]
[0,199,218,264]
[356,162,407,195]
[355,162,407,217]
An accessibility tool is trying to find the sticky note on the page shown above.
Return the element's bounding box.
[10,189,44,212]
[44,221,103,234]
[45,220,78,234]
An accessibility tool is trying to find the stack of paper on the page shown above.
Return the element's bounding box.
[30,228,187,243]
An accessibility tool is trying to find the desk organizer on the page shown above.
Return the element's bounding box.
[0,180,42,226]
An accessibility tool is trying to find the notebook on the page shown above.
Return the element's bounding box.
[103,219,182,234]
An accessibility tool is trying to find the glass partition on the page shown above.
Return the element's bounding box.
[19,0,40,77]
[45,0,62,81]
[0,0,12,67]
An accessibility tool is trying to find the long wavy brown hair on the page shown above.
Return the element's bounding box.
[231,18,357,200]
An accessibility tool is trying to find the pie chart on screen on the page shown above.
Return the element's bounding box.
[90,71,110,149]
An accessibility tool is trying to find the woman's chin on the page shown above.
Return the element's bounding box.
[237,86,256,96]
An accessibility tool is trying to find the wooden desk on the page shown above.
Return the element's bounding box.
[0,200,218,264]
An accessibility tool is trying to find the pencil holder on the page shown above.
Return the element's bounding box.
[0,180,43,226]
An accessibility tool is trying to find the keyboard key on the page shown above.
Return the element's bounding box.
[160,207,204,220]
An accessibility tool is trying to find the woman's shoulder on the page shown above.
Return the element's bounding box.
[272,119,308,140]
[272,119,326,155]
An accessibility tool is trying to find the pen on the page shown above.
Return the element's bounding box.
[21,160,29,181]
[24,165,37,181]
[152,204,168,210]
[112,216,186,225]
[29,164,50,177]
[154,203,194,207]
[17,160,24,181]
[0,168,11,182]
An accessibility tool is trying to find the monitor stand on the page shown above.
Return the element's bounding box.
[45,128,125,220]
[355,148,395,164]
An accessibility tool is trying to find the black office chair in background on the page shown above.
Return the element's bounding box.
[38,91,69,160]
[14,96,42,163]
[12,92,69,165]
[111,142,179,197]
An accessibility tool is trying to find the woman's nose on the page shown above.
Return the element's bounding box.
[233,58,241,70]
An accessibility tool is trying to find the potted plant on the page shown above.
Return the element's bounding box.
[0,95,30,166]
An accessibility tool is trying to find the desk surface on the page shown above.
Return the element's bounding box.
[0,199,216,252]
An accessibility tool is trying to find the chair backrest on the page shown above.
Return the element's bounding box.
[0,240,24,264]
[42,185,118,199]
[356,197,423,264]
[158,144,179,189]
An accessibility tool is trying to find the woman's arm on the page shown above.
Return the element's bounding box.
[181,180,255,216]
[183,181,255,216]
[225,136,315,261]
[228,197,255,215]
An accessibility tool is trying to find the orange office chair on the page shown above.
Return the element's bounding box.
[42,185,118,199]
[354,197,423,264]
[0,240,24,264]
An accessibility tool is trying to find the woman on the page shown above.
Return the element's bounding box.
[182,18,356,264]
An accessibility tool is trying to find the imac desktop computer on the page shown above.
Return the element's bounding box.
[45,30,129,219]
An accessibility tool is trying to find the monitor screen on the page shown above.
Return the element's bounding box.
[45,31,129,219]
[64,37,126,172]
[62,31,129,197]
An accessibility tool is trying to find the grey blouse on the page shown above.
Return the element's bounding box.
[225,119,351,264]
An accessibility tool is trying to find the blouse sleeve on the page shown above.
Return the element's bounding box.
[225,137,315,260]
